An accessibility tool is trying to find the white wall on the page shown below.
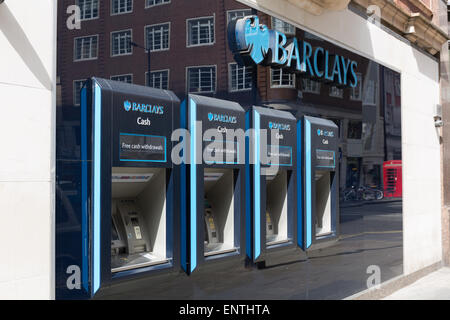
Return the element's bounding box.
[238,0,442,275]
[0,0,56,299]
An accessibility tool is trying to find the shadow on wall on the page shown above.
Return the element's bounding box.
[0,3,52,90]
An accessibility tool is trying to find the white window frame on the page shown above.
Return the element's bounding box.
[111,29,133,57]
[144,22,171,52]
[271,17,295,36]
[329,86,344,98]
[111,0,133,15]
[270,68,296,89]
[145,0,170,8]
[73,35,99,62]
[301,78,321,94]
[350,73,363,101]
[73,79,86,106]
[228,63,253,92]
[186,65,217,94]
[76,0,99,21]
[186,15,216,48]
[226,9,252,24]
[110,74,133,83]
[145,69,170,90]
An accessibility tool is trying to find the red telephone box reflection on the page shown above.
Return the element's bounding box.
[383,160,402,198]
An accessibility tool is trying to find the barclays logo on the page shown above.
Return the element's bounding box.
[123,100,164,115]
[207,112,237,124]
[124,100,132,112]
[228,15,359,88]
[269,122,290,131]
[317,129,334,137]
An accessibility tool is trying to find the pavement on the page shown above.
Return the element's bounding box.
[384,268,450,300]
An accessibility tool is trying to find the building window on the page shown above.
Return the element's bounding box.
[301,78,321,94]
[77,0,99,20]
[271,68,295,88]
[111,30,132,56]
[145,0,170,7]
[350,73,362,101]
[347,121,362,139]
[110,74,133,83]
[271,17,295,35]
[187,17,215,47]
[73,80,85,106]
[329,86,344,98]
[111,0,132,15]
[187,66,216,93]
[74,35,98,61]
[227,9,252,24]
[229,63,252,92]
[146,70,169,89]
[145,23,170,52]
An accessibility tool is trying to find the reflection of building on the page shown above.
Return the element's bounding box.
[57,1,402,193]
[57,0,255,108]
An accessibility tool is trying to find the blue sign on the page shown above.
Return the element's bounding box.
[228,15,358,88]
[123,100,164,115]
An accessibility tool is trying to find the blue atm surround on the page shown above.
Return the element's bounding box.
[300,115,339,249]
[73,78,181,297]
[181,94,246,274]
[246,106,298,263]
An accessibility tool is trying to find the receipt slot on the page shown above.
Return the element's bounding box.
[181,94,246,274]
[246,106,297,263]
[301,116,339,249]
[80,78,180,296]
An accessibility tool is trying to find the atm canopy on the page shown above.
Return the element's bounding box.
[189,94,244,113]
[254,106,296,122]
[92,77,180,104]
[303,115,338,129]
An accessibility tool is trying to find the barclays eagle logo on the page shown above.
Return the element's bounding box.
[124,100,132,112]
[208,113,214,121]
[229,16,270,65]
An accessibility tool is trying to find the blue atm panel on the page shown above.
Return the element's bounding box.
[182,94,246,274]
[301,116,339,249]
[246,106,298,263]
[76,78,180,297]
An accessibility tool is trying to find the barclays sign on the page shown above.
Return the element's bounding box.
[228,16,358,88]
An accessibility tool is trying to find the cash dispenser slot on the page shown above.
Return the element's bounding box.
[111,168,169,273]
[265,170,289,246]
[315,171,332,238]
[203,169,237,257]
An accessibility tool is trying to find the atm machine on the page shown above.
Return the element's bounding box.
[78,78,180,297]
[181,94,246,274]
[300,116,339,249]
[246,106,297,264]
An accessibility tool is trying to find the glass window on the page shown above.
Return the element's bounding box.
[145,0,170,7]
[146,70,169,89]
[73,80,85,106]
[111,0,132,15]
[271,17,295,35]
[301,78,321,94]
[187,17,215,46]
[110,74,133,83]
[350,73,363,101]
[145,23,170,52]
[187,66,216,93]
[77,0,99,20]
[329,86,343,98]
[74,35,98,61]
[111,30,132,56]
[227,9,252,23]
[229,63,252,92]
[347,121,362,139]
[271,68,295,88]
